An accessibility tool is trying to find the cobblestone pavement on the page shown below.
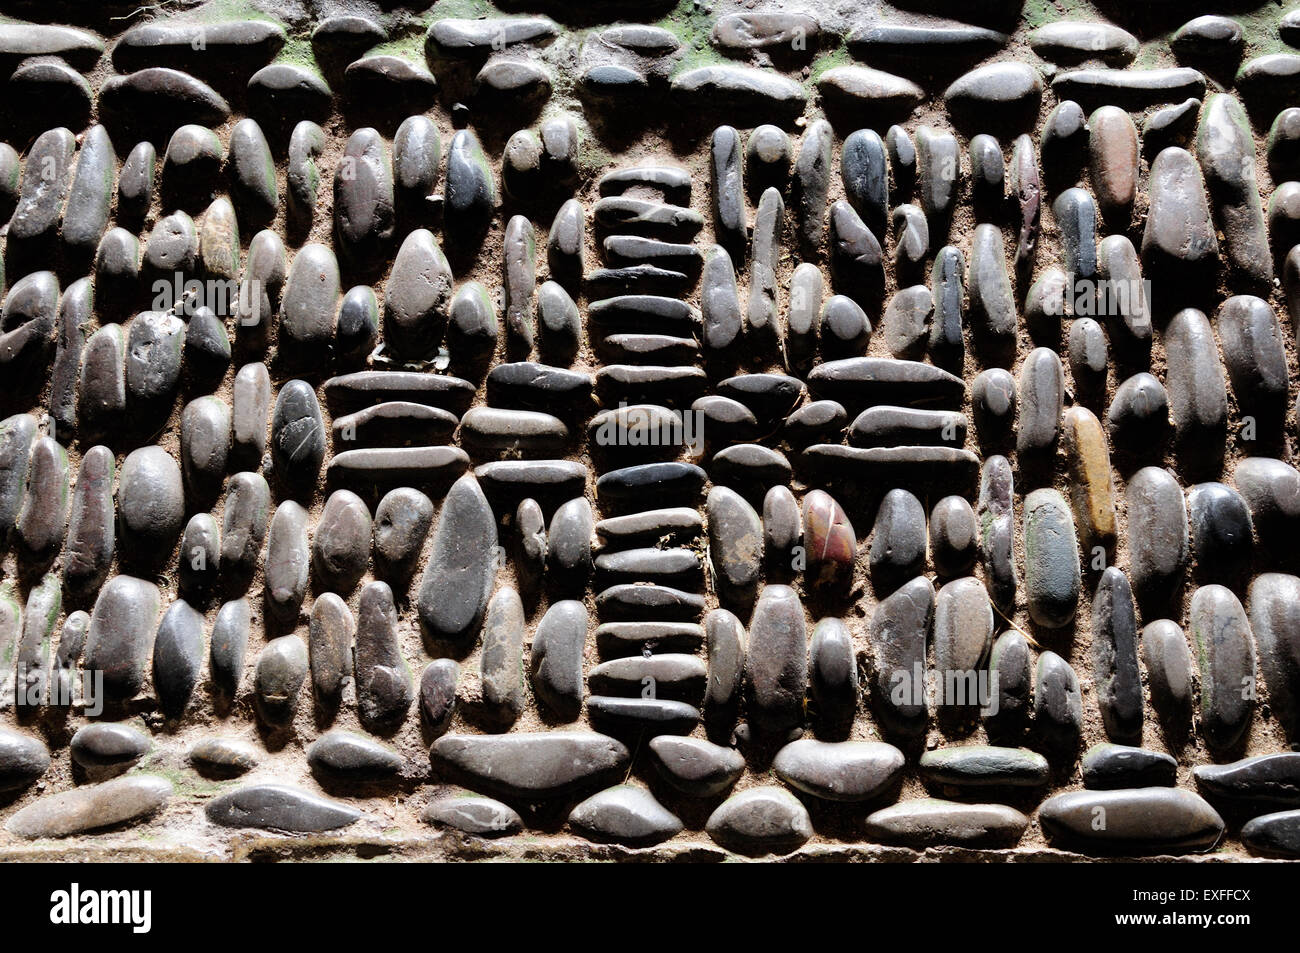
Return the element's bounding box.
[1,0,1299,862]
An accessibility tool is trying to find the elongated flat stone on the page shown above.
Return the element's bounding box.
[423,795,522,837]
[152,599,204,718]
[865,798,1029,848]
[324,371,476,414]
[807,357,964,410]
[1194,754,1300,814]
[1052,67,1205,109]
[1039,788,1223,854]
[206,784,361,832]
[308,731,403,782]
[920,746,1049,789]
[672,65,806,123]
[1242,810,1300,858]
[431,732,629,801]
[7,775,172,839]
[817,66,923,121]
[1082,744,1177,790]
[745,584,807,738]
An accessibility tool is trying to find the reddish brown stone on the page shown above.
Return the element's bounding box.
[801,489,856,582]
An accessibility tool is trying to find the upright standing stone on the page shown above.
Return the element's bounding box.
[417,475,497,642]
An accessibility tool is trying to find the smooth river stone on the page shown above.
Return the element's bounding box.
[430,732,629,801]
[802,488,856,584]
[210,599,250,700]
[933,577,993,713]
[1082,743,1177,790]
[706,486,763,610]
[869,488,926,595]
[372,487,434,585]
[396,673,451,739]
[1127,467,1188,616]
[417,474,497,642]
[423,795,522,837]
[869,576,933,740]
[775,738,905,803]
[62,445,115,602]
[1241,810,1300,859]
[1035,651,1083,754]
[312,490,372,595]
[1062,407,1116,555]
[1143,618,1194,734]
[85,576,161,705]
[280,243,338,358]
[1016,346,1064,463]
[568,784,682,847]
[809,617,857,729]
[309,592,354,705]
[0,415,37,547]
[865,799,1028,848]
[1188,585,1256,752]
[649,736,744,797]
[6,775,172,839]
[1142,147,1218,288]
[944,62,1041,135]
[271,380,326,497]
[1197,93,1271,290]
[308,730,403,782]
[916,127,959,241]
[480,588,525,724]
[1194,753,1300,814]
[152,598,204,718]
[163,496,221,620]
[206,784,360,832]
[920,745,1049,790]
[744,584,807,738]
[986,630,1031,743]
[1248,574,1300,741]
[976,455,1017,613]
[384,229,452,359]
[1165,309,1227,476]
[1091,567,1142,744]
[705,787,812,856]
[1089,106,1139,223]
[1216,295,1288,430]
[13,437,69,566]
[530,600,586,721]
[355,582,413,731]
[0,729,51,792]
[334,127,395,266]
[1040,788,1224,854]
[703,608,746,734]
[1023,489,1080,629]
[219,472,270,590]
[264,501,309,623]
[1187,482,1254,593]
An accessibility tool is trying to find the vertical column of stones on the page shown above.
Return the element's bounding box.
[584,166,708,742]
